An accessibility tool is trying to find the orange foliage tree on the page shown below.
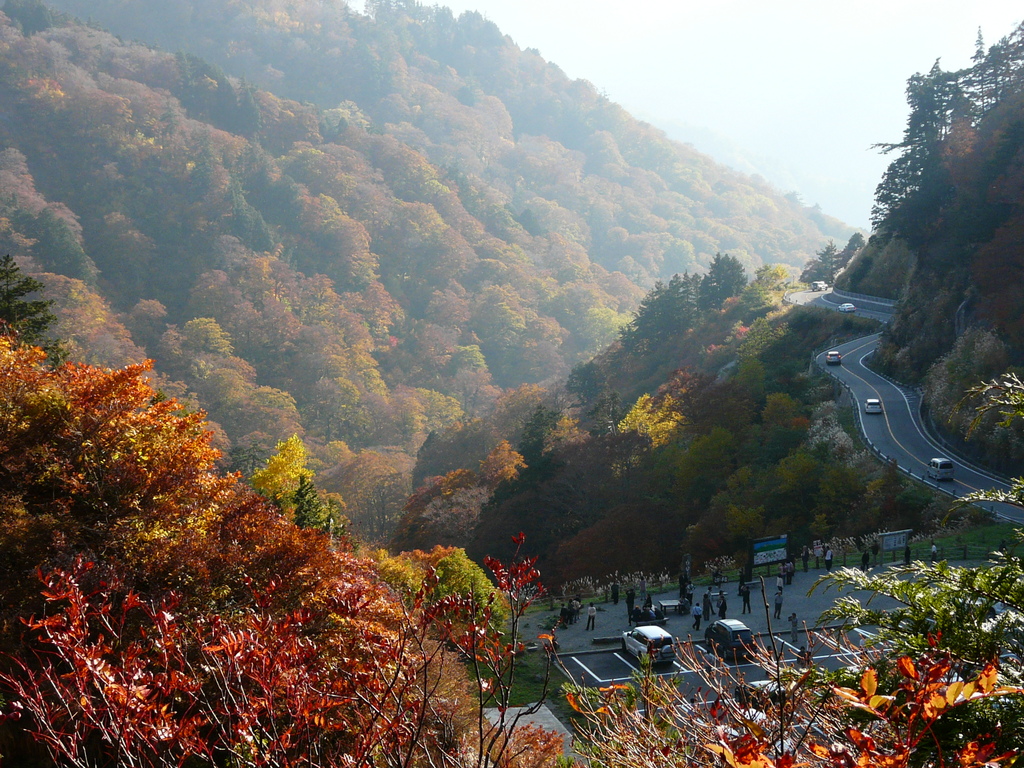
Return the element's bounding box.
[0,338,561,767]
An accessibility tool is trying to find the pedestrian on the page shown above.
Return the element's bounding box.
[679,575,688,599]
[824,547,833,572]
[798,646,813,666]
[691,600,703,631]
[611,581,619,605]
[570,597,581,624]
[789,612,799,644]
[904,543,911,565]
[586,602,596,631]
[773,588,783,620]
[871,540,880,565]
[702,590,713,621]
[718,592,728,619]
[861,550,870,572]
[931,541,937,563]
[625,588,636,625]
[559,603,569,628]
[776,573,784,591]
[739,581,751,614]
[787,560,795,584]
[801,546,810,572]
[639,578,647,603]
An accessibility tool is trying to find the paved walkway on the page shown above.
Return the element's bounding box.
[520,562,906,654]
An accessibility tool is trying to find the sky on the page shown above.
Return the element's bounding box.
[398,1,1024,229]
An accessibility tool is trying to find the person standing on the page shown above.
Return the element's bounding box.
[931,541,937,563]
[789,612,799,645]
[824,547,833,572]
[801,546,810,573]
[861,550,870,572]
[904,543,912,565]
[739,581,751,614]
[639,578,648,604]
[702,590,713,621]
[559,603,569,628]
[611,581,620,605]
[718,592,728,619]
[776,572,784,592]
[691,600,703,631]
[586,602,596,631]
[773,588,784,620]
[625,588,636,625]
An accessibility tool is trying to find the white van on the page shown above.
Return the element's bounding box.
[811,281,828,291]
[926,458,954,481]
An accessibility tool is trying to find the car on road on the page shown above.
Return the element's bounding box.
[704,619,754,660]
[838,303,857,313]
[621,625,676,663]
[864,398,883,414]
[825,350,842,365]
[811,281,828,291]
[927,457,955,481]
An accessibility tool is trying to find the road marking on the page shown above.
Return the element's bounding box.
[571,656,607,684]
[823,335,1008,496]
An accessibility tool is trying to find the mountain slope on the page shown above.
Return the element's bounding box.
[0,0,852,540]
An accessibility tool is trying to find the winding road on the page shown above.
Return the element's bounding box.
[788,289,1023,525]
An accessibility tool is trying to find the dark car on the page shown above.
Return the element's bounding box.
[704,619,754,660]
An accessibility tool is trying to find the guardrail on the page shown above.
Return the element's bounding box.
[815,341,1009,521]
[832,288,897,307]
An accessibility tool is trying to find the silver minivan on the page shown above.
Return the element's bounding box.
[927,457,954,481]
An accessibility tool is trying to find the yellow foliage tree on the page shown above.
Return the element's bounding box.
[618,393,684,447]
[251,435,308,504]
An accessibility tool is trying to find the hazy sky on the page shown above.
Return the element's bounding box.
[408,1,1023,229]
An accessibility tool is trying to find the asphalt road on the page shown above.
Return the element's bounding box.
[785,289,1022,523]
[815,335,1021,523]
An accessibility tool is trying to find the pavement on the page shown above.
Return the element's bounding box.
[519,561,907,655]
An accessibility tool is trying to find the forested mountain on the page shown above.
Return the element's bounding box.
[837,21,1024,473]
[0,0,851,541]
[395,264,947,587]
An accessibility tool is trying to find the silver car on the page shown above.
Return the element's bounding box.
[621,625,676,663]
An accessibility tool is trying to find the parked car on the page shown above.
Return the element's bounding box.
[622,625,676,663]
[864,398,883,414]
[927,457,954,481]
[704,619,754,660]
[825,350,842,365]
[838,303,857,313]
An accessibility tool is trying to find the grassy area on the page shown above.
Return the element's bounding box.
[931,520,1021,557]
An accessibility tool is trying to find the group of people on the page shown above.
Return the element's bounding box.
[560,598,599,630]
[690,588,730,630]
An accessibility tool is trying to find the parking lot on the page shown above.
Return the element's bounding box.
[557,630,869,689]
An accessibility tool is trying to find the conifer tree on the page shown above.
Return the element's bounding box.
[0,254,57,347]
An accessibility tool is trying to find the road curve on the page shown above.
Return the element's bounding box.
[784,288,1022,523]
[815,336,1022,524]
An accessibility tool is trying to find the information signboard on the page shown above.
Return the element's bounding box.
[879,529,912,552]
[751,534,789,566]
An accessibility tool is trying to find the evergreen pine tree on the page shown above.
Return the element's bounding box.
[0,254,57,346]
[292,474,331,532]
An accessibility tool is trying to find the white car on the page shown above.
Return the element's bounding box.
[864,398,883,414]
[838,303,857,313]
[825,350,842,366]
[621,625,676,663]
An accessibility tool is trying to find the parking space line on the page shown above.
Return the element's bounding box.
[570,656,607,684]
[613,652,642,670]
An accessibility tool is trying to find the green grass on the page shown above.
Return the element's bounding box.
[931,520,1021,558]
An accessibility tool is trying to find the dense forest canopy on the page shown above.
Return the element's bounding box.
[0,0,854,541]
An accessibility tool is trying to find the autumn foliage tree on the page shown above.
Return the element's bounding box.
[0,338,561,767]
